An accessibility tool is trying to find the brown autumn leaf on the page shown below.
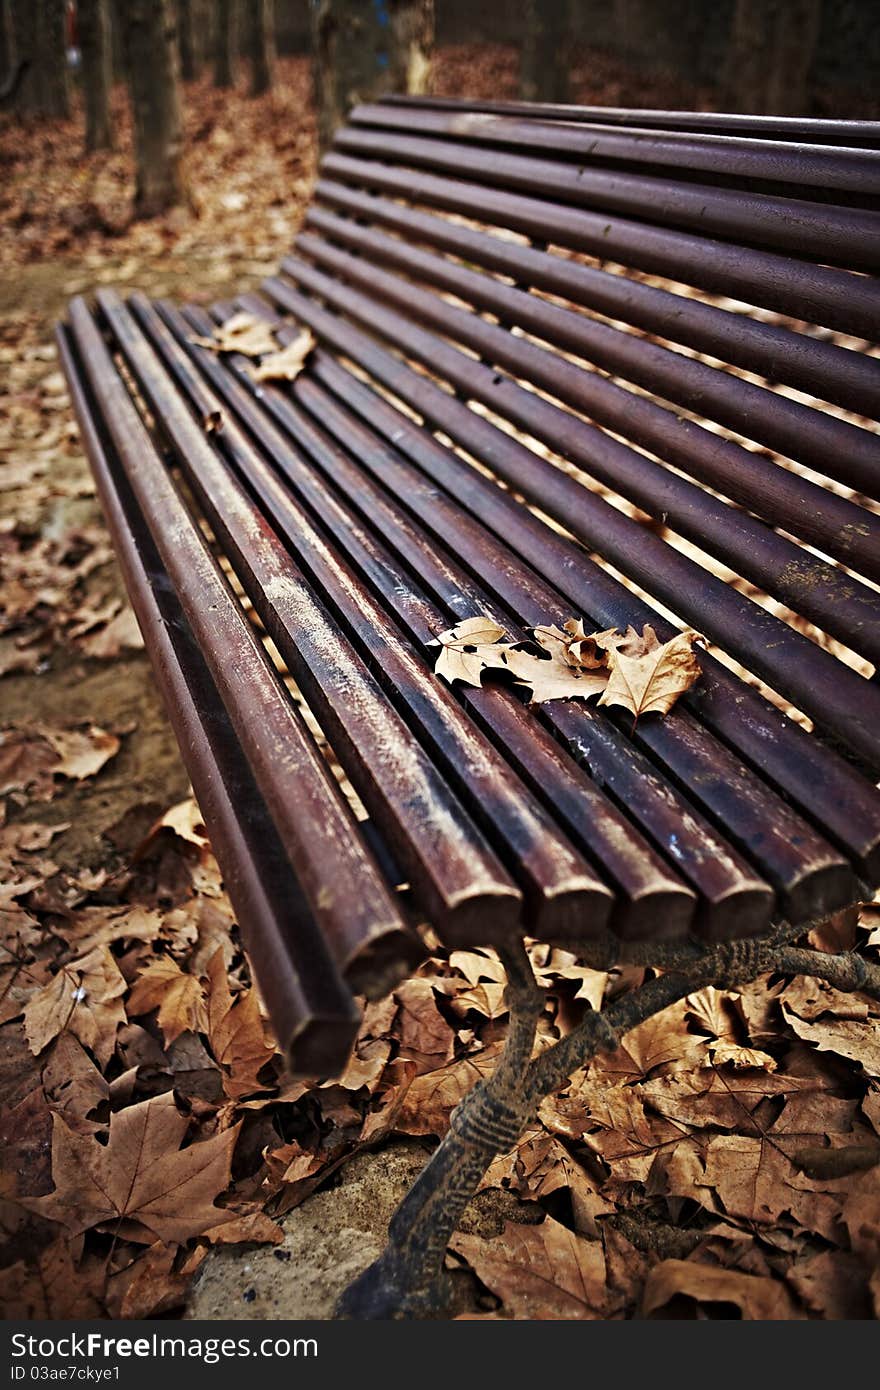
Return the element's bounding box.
[0,1239,104,1319]
[128,955,208,1045]
[23,945,127,1064]
[191,311,278,357]
[249,329,316,382]
[78,605,144,660]
[434,614,700,711]
[641,1259,803,1319]
[41,1033,109,1134]
[787,1250,875,1320]
[25,1091,240,1244]
[60,904,164,956]
[780,976,880,1076]
[396,1043,504,1137]
[205,948,277,1099]
[709,1041,778,1071]
[482,1129,614,1238]
[700,1135,844,1241]
[451,1215,608,1319]
[393,977,456,1072]
[145,796,210,849]
[32,722,121,780]
[106,1241,203,1320]
[597,625,703,722]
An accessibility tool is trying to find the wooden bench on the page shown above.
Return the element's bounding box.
[58,98,880,1317]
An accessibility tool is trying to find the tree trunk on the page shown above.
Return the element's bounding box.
[0,0,13,86]
[42,0,70,117]
[123,0,187,218]
[79,0,113,151]
[11,0,70,117]
[245,0,275,96]
[520,0,571,103]
[177,0,199,81]
[213,0,238,87]
[311,0,434,155]
[723,0,821,115]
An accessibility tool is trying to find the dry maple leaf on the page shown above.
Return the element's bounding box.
[128,955,208,1045]
[451,1215,608,1319]
[190,311,278,357]
[641,1259,803,1319]
[597,625,703,722]
[205,948,277,1099]
[23,945,127,1064]
[41,1034,109,1134]
[434,614,607,704]
[25,1091,240,1244]
[496,645,609,705]
[33,722,121,780]
[249,329,316,382]
[433,615,508,687]
[0,1238,104,1319]
[534,621,605,670]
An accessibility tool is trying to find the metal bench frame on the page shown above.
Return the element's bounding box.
[59,98,880,1318]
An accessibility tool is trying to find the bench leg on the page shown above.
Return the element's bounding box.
[337,932,880,1319]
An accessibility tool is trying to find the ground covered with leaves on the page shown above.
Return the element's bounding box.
[2,50,880,1322]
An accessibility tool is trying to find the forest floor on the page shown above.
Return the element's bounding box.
[1,51,879,1322]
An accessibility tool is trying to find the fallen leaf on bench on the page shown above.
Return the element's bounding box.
[190,311,278,357]
[497,645,610,705]
[598,625,703,722]
[24,1091,240,1244]
[432,615,507,687]
[433,613,701,713]
[249,329,316,383]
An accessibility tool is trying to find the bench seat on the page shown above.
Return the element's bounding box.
[58,99,880,1077]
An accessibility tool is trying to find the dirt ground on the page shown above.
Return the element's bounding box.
[2,51,879,1323]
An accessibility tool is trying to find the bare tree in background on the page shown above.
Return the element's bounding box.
[177,0,199,81]
[245,0,275,97]
[0,0,12,82]
[214,0,238,88]
[123,0,187,218]
[520,0,571,103]
[311,0,433,154]
[79,0,113,150]
[11,0,70,117]
[724,0,821,115]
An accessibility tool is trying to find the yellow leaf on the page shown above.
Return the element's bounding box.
[249,329,316,382]
[191,311,278,357]
[598,625,702,722]
[128,956,208,1045]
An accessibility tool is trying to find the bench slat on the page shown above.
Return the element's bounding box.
[177,300,779,941]
[238,282,880,887]
[55,324,367,1075]
[314,178,880,420]
[381,97,880,147]
[94,290,531,949]
[266,262,880,773]
[350,104,880,199]
[333,126,880,272]
[306,201,880,504]
[321,152,880,339]
[189,294,859,931]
